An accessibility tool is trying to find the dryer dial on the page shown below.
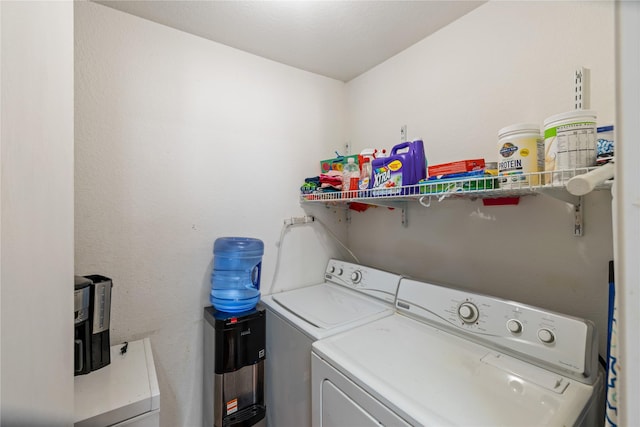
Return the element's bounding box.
[458,302,479,324]
[351,270,362,284]
[507,319,523,334]
[537,328,555,344]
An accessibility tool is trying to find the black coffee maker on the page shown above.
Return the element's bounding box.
[74,275,113,376]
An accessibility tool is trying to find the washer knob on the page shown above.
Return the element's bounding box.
[337,268,343,276]
[458,302,479,324]
[507,319,523,334]
[351,270,362,284]
[329,266,335,274]
[537,328,555,344]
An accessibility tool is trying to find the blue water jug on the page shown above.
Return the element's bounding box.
[210,237,264,313]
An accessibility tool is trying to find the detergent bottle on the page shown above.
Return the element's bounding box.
[369,140,426,195]
[359,157,372,194]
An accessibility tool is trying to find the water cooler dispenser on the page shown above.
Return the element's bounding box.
[203,306,266,427]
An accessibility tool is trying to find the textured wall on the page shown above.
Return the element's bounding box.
[74,3,345,426]
[346,1,615,357]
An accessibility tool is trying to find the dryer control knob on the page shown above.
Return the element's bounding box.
[351,271,362,284]
[458,302,479,324]
[537,328,555,344]
[507,319,523,334]
[329,266,335,274]
[337,268,343,276]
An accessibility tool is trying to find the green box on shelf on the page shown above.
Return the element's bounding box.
[320,155,359,173]
[420,177,496,194]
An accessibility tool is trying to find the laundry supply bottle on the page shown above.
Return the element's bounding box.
[359,157,372,194]
[342,157,360,195]
[360,148,377,160]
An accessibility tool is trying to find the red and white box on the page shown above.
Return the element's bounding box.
[428,158,485,177]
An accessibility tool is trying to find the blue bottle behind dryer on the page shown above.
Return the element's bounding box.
[210,237,264,313]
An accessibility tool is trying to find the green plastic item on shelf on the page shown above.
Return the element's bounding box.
[419,177,496,194]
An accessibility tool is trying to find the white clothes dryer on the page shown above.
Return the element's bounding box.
[312,278,605,427]
[261,259,401,427]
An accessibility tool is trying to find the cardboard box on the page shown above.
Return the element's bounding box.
[320,155,359,173]
[428,159,485,177]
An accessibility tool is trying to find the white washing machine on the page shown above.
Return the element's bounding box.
[312,278,605,427]
[74,338,160,427]
[261,259,402,427]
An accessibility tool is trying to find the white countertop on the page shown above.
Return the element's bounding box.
[74,338,160,427]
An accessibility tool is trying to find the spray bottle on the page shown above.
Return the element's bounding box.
[358,149,376,192]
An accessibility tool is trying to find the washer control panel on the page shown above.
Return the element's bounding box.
[395,278,597,383]
[324,259,401,304]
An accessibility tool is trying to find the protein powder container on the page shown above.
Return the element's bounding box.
[498,123,544,189]
[543,110,597,184]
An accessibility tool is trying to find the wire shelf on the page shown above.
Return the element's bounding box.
[300,167,612,206]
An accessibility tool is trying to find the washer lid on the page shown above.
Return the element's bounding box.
[74,338,160,427]
[269,283,392,335]
[312,315,599,426]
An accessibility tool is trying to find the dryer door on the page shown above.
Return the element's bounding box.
[321,381,382,427]
[312,353,410,427]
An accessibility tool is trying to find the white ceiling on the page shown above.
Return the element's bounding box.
[94,1,485,82]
